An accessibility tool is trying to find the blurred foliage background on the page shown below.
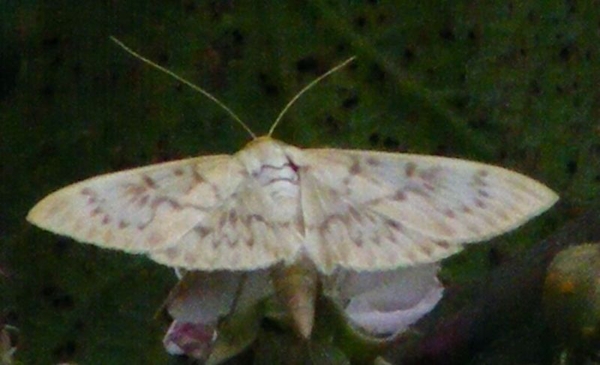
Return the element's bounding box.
[1,0,599,364]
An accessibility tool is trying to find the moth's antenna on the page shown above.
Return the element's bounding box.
[268,56,356,137]
[110,36,257,139]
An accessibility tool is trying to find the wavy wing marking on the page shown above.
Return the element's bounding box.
[150,176,304,270]
[298,149,558,273]
[28,152,304,270]
[28,156,238,252]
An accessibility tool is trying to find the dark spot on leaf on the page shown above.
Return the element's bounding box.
[383,136,400,150]
[258,72,279,96]
[157,51,169,66]
[369,64,385,82]
[42,285,74,310]
[566,160,577,175]
[41,84,55,98]
[369,133,380,145]
[468,29,477,41]
[559,44,576,62]
[530,80,541,95]
[342,95,359,109]
[231,29,244,45]
[296,56,318,74]
[53,340,77,362]
[403,47,415,63]
[42,35,60,48]
[439,27,455,41]
[354,16,367,28]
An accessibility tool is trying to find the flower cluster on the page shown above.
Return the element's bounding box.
[163,263,443,363]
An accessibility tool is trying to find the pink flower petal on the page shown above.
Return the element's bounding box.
[163,320,216,360]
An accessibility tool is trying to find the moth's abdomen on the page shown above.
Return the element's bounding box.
[272,257,318,338]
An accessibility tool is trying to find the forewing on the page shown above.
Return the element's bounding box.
[28,153,303,270]
[298,149,558,273]
[27,155,241,254]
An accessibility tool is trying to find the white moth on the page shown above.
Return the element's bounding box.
[27,39,558,339]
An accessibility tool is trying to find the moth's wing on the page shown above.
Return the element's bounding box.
[28,155,301,270]
[149,174,304,270]
[28,155,239,252]
[296,149,558,273]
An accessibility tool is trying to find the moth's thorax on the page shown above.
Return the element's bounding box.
[237,137,302,200]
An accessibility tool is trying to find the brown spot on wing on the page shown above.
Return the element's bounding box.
[404,249,418,263]
[444,209,456,218]
[405,162,417,177]
[478,189,490,198]
[164,247,179,260]
[366,157,380,166]
[434,240,450,249]
[349,159,361,175]
[393,190,407,201]
[194,225,211,238]
[353,237,364,247]
[192,170,205,183]
[385,219,404,232]
[248,214,266,224]
[226,237,238,248]
[138,195,149,207]
[147,231,164,247]
[228,210,238,225]
[218,214,227,229]
[418,244,433,256]
[102,215,111,225]
[184,252,196,265]
[474,198,486,209]
[143,175,158,189]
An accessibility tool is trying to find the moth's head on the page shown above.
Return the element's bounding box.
[237,136,293,173]
[242,135,286,150]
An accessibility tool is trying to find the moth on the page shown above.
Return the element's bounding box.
[27,39,558,339]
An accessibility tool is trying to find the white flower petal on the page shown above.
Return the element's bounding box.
[327,263,443,336]
[345,284,443,335]
[167,271,241,324]
[166,269,273,325]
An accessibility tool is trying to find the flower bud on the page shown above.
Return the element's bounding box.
[543,243,600,358]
